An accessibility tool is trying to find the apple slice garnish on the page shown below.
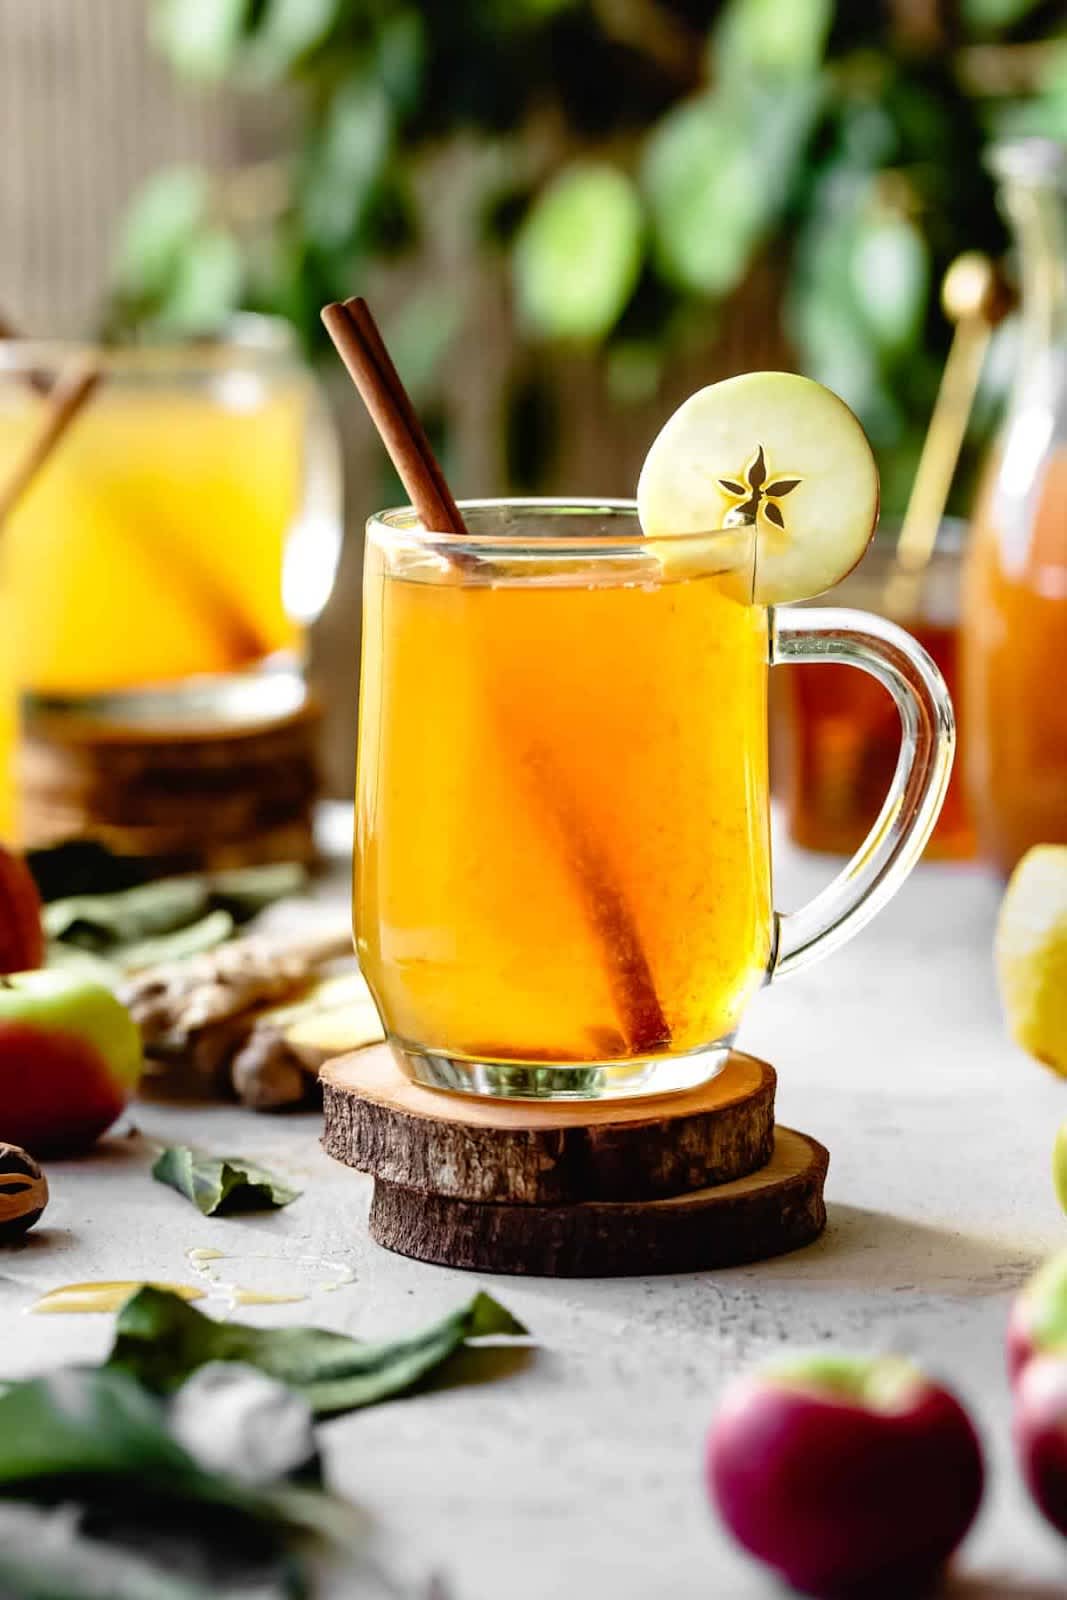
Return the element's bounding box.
[637,371,880,604]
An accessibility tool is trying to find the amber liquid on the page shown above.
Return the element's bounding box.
[962,448,1067,872]
[785,617,973,859]
[355,549,773,1064]
[0,383,306,697]
[0,565,15,839]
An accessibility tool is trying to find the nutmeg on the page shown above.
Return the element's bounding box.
[0,1142,48,1239]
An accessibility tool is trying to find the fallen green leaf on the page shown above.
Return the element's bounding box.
[109,1286,528,1416]
[0,1365,354,1597]
[119,910,236,972]
[46,879,213,949]
[0,1503,290,1600]
[152,1149,301,1216]
[45,863,306,962]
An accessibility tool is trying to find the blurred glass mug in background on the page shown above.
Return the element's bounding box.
[0,543,14,839]
[779,520,973,861]
[355,500,955,1102]
[0,316,342,859]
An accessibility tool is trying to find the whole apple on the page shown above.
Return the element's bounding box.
[707,1353,984,1598]
[0,971,141,1156]
[1014,1353,1067,1538]
[0,845,43,974]
[1008,1250,1067,1383]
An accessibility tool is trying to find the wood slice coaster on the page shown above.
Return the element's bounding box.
[369,1128,828,1277]
[322,1044,776,1205]
[18,700,320,871]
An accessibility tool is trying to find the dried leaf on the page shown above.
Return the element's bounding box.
[109,1286,528,1417]
[152,1148,301,1216]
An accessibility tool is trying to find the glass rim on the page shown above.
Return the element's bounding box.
[367,496,754,555]
[0,312,300,377]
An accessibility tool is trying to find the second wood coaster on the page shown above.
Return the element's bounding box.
[369,1128,829,1277]
[321,1044,776,1205]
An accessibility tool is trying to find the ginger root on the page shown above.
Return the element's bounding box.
[119,925,381,1110]
[120,924,351,1051]
[230,1027,312,1111]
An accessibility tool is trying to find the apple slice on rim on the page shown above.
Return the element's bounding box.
[636,371,880,604]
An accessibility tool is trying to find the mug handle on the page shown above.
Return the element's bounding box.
[769,606,956,979]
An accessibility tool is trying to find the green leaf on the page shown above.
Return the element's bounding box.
[381,290,463,402]
[0,1503,299,1600]
[716,0,832,78]
[514,163,643,341]
[849,209,929,355]
[0,1367,198,1494]
[241,0,342,83]
[641,98,766,296]
[109,1286,528,1416]
[156,229,245,337]
[0,1497,303,1600]
[962,0,1045,30]
[118,910,236,973]
[46,879,212,949]
[45,863,304,954]
[150,0,253,81]
[374,11,426,117]
[648,78,822,300]
[301,77,392,249]
[113,168,211,298]
[0,1366,353,1590]
[0,1364,325,1528]
[152,1149,301,1216]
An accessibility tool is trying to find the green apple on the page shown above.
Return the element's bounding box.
[0,970,142,1156]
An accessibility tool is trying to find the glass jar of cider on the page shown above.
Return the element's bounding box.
[962,138,1067,873]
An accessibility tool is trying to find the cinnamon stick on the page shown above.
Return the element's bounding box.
[0,311,48,394]
[0,360,99,527]
[321,299,465,536]
[321,297,670,1056]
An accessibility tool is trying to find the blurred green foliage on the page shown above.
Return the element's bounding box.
[113,0,1067,508]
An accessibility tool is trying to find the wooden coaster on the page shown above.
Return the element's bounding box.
[369,1127,828,1277]
[322,1044,776,1205]
[18,700,320,871]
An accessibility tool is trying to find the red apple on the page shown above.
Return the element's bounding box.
[707,1353,984,1598]
[1014,1352,1067,1538]
[0,845,43,974]
[0,970,141,1156]
[1008,1250,1067,1383]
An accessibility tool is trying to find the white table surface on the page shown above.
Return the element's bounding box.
[3,826,1065,1599]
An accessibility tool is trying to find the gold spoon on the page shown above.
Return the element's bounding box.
[885,251,1013,618]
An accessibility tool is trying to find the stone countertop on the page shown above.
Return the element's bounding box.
[2,832,1065,1599]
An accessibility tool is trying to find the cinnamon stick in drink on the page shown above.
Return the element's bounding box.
[0,361,99,528]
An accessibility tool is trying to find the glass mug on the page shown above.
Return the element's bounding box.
[0,543,14,840]
[0,315,341,720]
[355,501,954,1100]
